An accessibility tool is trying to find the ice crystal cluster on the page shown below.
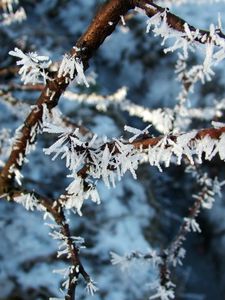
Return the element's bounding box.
[14,193,38,211]
[42,115,142,215]
[9,48,51,84]
[58,53,89,87]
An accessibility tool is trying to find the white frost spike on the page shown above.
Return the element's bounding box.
[124,124,151,143]
[58,54,75,79]
[146,12,162,34]
[88,186,101,204]
[9,47,51,84]
[212,121,225,128]
[210,24,215,37]
[86,279,99,296]
[213,48,225,63]
[43,211,55,221]
[58,55,89,87]
[210,133,225,161]
[2,6,26,26]
[43,134,68,159]
[14,193,37,211]
[74,57,89,87]
[110,251,130,272]
[184,23,193,41]
[150,285,175,300]
[65,175,85,215]
[110,251,126,265]
[170,247,186,267]
[120,15,126,26]
[184,217,201,233]
[195,135,216,163]
[148,136,172,171]
[53,267,70,276]
[148,249,162,267]
[203,42,214,74]
[101,145,111,187]
[170,131,196,165]
[64,175,99,215]
[9,165,23,185]
[72,236,86,248]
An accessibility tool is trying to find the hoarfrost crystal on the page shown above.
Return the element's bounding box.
[9,47,51,84]
[58,54,89,87]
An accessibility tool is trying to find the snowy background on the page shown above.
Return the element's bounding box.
[1,1,225,299]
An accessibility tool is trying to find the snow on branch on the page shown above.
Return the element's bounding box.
[110,248,175,300]
[167,168,224,266]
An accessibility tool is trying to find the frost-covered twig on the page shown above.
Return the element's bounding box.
[42,121,225,214]
[135,0,225,45]
[43,201,94,300]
